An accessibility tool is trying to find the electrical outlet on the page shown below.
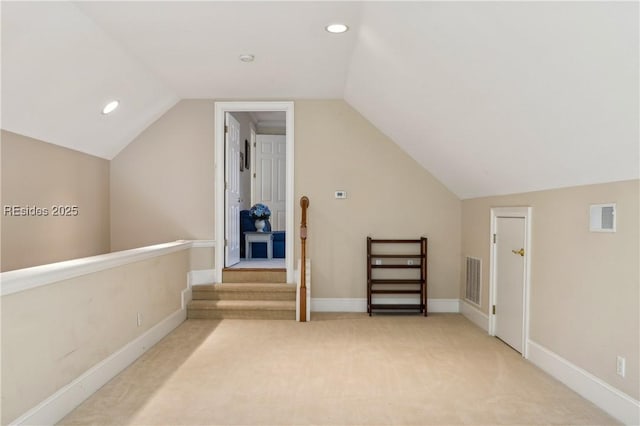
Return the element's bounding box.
[137,312,143,327]
[407,260,414,266]
[375,259,382,265]
[335,190,347,199]
[616,356,625,377]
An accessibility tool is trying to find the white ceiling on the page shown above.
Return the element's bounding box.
[2,1,637,198]
[1,1,179,159]
[249,112,286,132]
[345,2,639,198]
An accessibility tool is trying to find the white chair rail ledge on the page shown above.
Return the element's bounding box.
[0,240,214,296]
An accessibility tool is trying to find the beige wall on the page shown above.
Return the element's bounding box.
[295,100,461,299]
[1,249,189,424]
[190,246,215,271]
[110,99,462,299]
[1,131,110,271]
[461,179,639,399]
[110,100,215,251]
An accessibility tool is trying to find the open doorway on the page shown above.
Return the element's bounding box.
[226,111,286,270]
[214,102,295,283]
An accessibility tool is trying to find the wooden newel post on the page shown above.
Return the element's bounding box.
[300,196,309,322]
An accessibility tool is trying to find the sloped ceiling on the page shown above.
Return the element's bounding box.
[1,1,179,159]
[2,1,637,198]
[345,2,639,198]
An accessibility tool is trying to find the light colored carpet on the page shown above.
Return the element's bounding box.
[59,314,618,425]
[230,259,286,269]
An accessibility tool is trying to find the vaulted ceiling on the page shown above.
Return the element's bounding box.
[2,1,638,198]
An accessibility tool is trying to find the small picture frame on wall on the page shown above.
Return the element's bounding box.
[245,139,250,169]
[239,152,245,172]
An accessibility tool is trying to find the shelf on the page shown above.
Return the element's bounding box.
[369,254,423,259]
[367,237,428,317]
[370,303,424,310]
[368,239,422,244]
[371,264,421,269]
[370,279,423,284]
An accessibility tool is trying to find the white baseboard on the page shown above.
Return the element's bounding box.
[311,298,461,313]
[460,300,489,332]
[11,305,187,425]
[182,287,193,308]
[428,298,460,313]
[188,269,215,286]
[312,298,367,312]
[527,340,639,425]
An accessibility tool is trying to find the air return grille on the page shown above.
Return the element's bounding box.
[465,257,481,305]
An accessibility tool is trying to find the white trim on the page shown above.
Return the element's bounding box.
[311,298,461,313]
[182,287,193,309]
[528,340,639,425]
[1,241,191,296]
[190,239,215,248]
[589,203,617,232]
[488,206,533,358]
[428,298,460,313]
[214,102,295,285]
[312,298,367,312]
[10,301,188,426]
[460,300,489,332]
[188,269,216,286]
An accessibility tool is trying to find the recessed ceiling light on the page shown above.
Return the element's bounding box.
[239,54,255,62]
[325,23,349,34]
[102,100,119,115]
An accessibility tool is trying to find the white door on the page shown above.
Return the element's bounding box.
[225,113,241,267]
[494,217,526,353]
[254,134,286,231]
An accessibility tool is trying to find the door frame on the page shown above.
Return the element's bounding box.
[488,206,532,358]
[214,101,295,283]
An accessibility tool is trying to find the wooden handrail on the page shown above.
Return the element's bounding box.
[299,196,309,322]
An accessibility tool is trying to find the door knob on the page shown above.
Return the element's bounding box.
[512,248,525,257]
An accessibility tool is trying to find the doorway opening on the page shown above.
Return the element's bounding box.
[488,207,532,358]
[214,102,295,283]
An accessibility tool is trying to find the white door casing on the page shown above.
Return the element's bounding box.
[489,207,532,358]
[254,134,286,231]
[214,102,295,284]
[224,113,241,267]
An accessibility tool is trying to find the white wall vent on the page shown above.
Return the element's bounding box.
[465,256,481,306]
[590,203,616,232]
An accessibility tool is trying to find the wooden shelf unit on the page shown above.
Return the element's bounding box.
[367,237,428,316]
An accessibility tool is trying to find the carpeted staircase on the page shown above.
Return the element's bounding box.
[187,269,296,320]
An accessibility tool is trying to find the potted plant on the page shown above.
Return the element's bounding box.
[249,203,271,232]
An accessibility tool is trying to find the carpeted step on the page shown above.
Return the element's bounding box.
[187,300,295,320]
[222,268,286,283]
[192,283,296,301]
